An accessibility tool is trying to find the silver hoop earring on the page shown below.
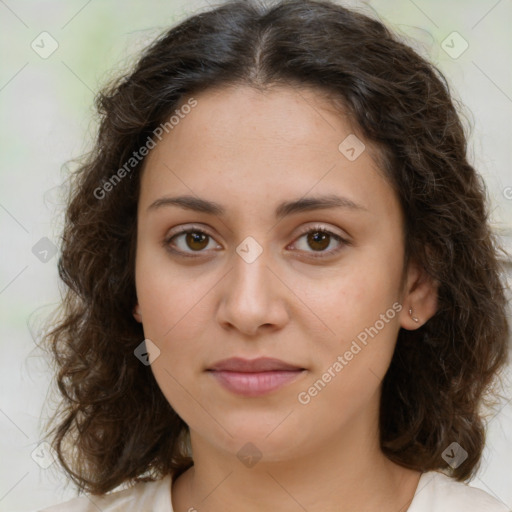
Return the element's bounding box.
[408,307,419,323]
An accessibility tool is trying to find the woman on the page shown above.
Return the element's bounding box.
[38,0,510,510]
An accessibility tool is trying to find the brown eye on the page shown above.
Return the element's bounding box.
[185,231,209,251]
[290,226,349,258]
[165,228,220,256]
[306,231,331,251]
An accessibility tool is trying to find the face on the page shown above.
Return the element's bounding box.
[134,85,435,463]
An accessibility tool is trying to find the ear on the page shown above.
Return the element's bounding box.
[133,303,143,323]
[399,259,438,330]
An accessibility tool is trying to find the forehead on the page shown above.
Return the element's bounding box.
[164,84,356,153]
[138,85,398,223]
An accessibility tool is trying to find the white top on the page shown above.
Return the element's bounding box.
[37,470,510,511]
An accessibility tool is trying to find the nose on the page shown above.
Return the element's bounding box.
[215,246,290,337]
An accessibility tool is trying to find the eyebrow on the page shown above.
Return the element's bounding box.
[147,194,367,219]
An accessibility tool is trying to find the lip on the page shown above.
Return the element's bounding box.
[208,357,304,372]
[207,357,306,397]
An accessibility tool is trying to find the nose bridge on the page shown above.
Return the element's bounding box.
[216,235,288,334]
[230,238,272,307]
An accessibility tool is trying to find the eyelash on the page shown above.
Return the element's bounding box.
[163,224,350,259]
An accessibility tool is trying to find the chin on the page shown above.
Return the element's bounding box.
[195,417,310,462]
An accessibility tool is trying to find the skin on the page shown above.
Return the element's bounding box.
[134,85,438,512]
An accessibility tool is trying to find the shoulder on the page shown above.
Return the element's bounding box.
[37,475,173,512]
[408,471,510,512]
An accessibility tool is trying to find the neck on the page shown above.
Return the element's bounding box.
[171,409,421,512]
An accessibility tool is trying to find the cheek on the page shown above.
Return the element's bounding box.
[305,251,403,384]
[308,256,401,337]
[135,259,213,418]
[137,281,212,378]
[134,248,216,410]
[296,277,401,429]
[135,242,212,340]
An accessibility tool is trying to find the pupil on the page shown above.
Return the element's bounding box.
[308,231,329,251]
[186,232,208,251]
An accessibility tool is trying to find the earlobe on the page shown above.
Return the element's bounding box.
[133,304,143,323]
[408,307,419,323]
[400,260,438,331]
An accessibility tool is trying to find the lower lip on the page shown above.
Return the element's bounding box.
[208,370,305,397]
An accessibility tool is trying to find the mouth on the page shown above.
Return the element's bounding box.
[206,357,306,397]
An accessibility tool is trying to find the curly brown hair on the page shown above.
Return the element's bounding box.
[41,0,510,495]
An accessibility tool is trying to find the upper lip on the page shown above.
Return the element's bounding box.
[207,357,304,372]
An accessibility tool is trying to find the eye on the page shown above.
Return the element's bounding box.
[288,224,349,258]
[164,226,221,257]
[164,224,350,259]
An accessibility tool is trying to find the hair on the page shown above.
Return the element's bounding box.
[41,0,510,495]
